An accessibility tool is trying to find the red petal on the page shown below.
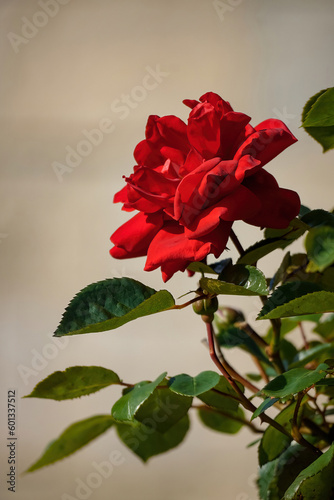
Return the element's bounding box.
[125,167,178,212]
[156,115,189,154]
[218,112,252,159]
[199,92,233,114]
[243,170,300,228]
[110,212,163,258]
[145,220,232,281]
[114,185,128,204]
[183,99,199,109]
[134,139,164,167]
[187,103,221,159]
[234,119,297,168]
[179,149,203,177]
[185,185,261,238]
[175,158,243,225]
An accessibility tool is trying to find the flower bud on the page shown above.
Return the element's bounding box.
[192,296,219,317]
[214,306,244,330]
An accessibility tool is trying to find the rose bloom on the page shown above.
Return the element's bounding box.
[110,92,300,282]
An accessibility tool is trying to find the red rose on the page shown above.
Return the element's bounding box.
[110,92,300,282]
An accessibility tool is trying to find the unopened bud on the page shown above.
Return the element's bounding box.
[214,306,244,330]
[192,296,219,316]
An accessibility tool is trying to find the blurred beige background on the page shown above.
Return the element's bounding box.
[1,0,333,499]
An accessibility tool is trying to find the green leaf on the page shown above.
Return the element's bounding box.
[302,89,328,123]
[280,339,299,366]
[25,366,121,401]
[115,415,190,462]
[112,372,167,422]
[301,209,334,229]
[303,88,334,127]
[283,443,334,499]
[299,205,311,217]
[270,251,291,290]
[197,376,242,413]
[321,267,334,292]
[198,407,245,434]
[187,262,218,274]
[289,344,334,369]
[302,88,334,152]
[258,402,296,465]
[200,265,268,297]
[257,444,317,500]
[216,326,270,365]
[258,282,334,320]
[261,364,328,399]
[168,371,220,397]
[54,278,175,337]
[315,378,334,387]
[134,381,192,433]
[251,397,279,421]
[26,415,114,472]
[314,314,334,340]
[289,314,323,323]
[239,219,308,265]
[305,226,334,272]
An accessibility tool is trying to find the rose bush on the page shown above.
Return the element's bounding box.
[110,92,300,281]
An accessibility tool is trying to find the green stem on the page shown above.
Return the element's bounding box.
[266,318,285,374]
[168,294,207,310]
[292,392,322,457]
[260,296,285,374]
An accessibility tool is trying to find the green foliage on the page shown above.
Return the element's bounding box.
[301,209,334,229]
[258,444,317,500]
[258,403,297,466]
[305,226,334,272]
[261,364,329,399]
[289,344,334,369]
[26,415,115,472]
[187,261,218,274]
[283,443,334,499]
[197,376,243,412]
[258,282,334,320]
[198,406,245,434]
[314,314,334,340]
[116,415,190,462]
[54,278,175,336]
[26,89,334,500]
[251,397,279,421]
[112,372,167,421]
[302,87,334,152]
[135,381,192,433]
[25,366,121,400]
[216,325,270,365]
[168,371,220,397]
[200,264,268,296]
[238,219,308,265]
